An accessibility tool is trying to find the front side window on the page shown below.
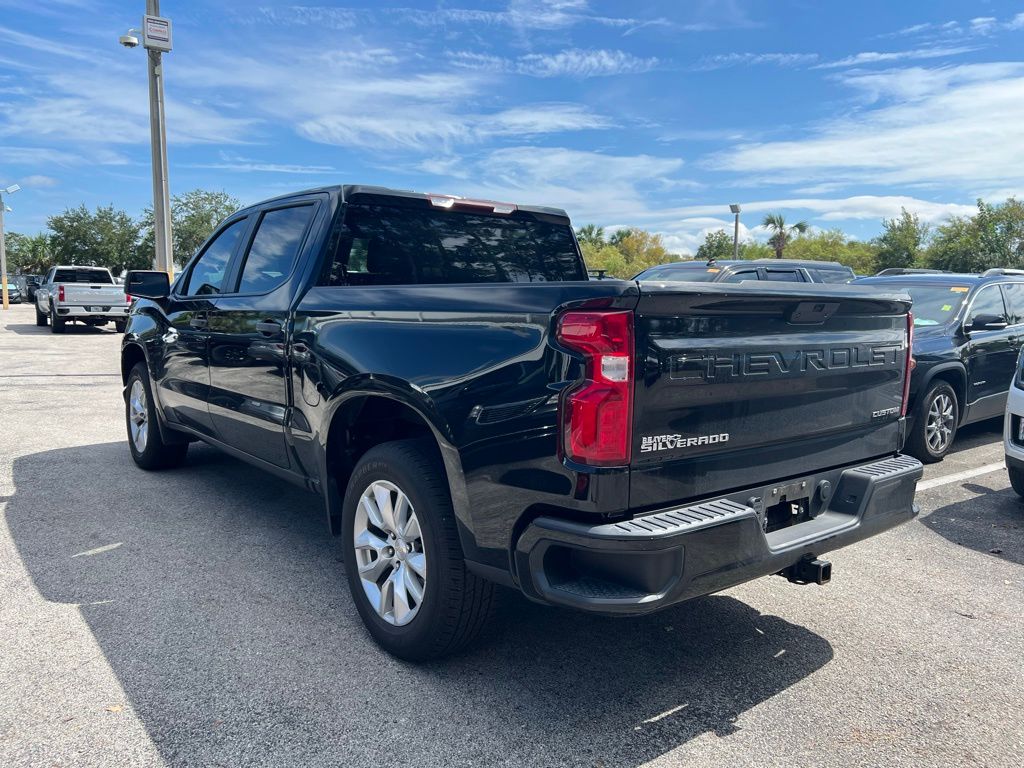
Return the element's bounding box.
[320,204,585,286]
[968,285,1008,325]
[721,269,758,283]
[235,205,315,294]
[763,270,802,283]
[183,218,247,296]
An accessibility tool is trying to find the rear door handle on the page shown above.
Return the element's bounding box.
[256,320,282,337]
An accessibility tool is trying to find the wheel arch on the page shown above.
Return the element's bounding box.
[920,363,968,419]
[320,388,475,557]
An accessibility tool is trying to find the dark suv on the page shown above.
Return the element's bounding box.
[855,269,1024,461]
[634,259,855,284]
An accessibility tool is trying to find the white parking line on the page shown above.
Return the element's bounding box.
[916,461,1006,491]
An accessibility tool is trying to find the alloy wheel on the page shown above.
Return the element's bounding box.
[128,379,149,453]
[925,392,955,454]
[353,480,427,626]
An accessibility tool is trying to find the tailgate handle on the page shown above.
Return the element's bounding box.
[788,301,839,325]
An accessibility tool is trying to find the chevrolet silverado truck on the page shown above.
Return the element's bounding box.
[120,185,923,661]
[36,265,130,333]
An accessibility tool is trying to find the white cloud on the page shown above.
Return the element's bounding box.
[709,63,1024,192]
[814,45,977,69]
[0,24,93,61]
[189,152,336,175]
[693,52,818,70]
[449,48,658,78]
[20,173,58,188]
[1010,13,1024,31]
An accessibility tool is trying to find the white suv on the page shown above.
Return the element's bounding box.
[1003,350,1024,496]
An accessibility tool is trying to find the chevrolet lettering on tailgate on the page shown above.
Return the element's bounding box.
[670,344,902,382]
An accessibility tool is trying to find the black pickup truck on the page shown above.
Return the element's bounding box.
[122,185,923,660]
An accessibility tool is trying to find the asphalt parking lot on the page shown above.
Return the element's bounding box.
[1,301,1022,768]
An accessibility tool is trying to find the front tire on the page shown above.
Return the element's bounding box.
[341,439,494,661]
[907,381,959,463]
[125,362,188,470]
[1009,464,1024,498]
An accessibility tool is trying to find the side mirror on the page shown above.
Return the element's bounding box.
[966,313,1008,332]
[125,270,170,299]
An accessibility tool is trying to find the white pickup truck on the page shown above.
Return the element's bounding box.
[35,265,130,334]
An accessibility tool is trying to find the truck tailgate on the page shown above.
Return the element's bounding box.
[630,282,911,509]
[62,284,126,306]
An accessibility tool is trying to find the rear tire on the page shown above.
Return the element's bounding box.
[341,439,494,661]
[1009,464,1024,498]
[35,305,47,326]
[125,362,188,470]
[49,304,64,333]
[114,319,127,333]
[906,381,959,463]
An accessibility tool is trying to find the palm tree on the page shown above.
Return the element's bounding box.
[575,224,606,248]
[761,213,809,259]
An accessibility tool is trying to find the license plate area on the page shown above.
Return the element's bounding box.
[763,495,812,533]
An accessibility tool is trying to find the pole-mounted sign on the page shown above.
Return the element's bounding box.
[143,15,172,52]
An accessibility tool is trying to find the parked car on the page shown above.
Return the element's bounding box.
[634,259,855,284]
[15,274,42,302]
[855,269,1024,462]
[2,281,22,303]
[122,184,922,661]
[35,265,130,333]
[1003,349,1024,497]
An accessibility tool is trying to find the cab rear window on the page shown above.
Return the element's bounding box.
[54,269,112,284]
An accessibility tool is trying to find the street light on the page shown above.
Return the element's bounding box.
[0,183,21,311]
[121,2,174,279]
[729,204,741,260]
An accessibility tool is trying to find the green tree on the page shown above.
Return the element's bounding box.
[761,213,808,259]
[48,204,142,274]
[695,229,734,263]
[138,189,241,267]
[875,208,929,272]
[785,229,880,274]
[926,198,1024,272]
[575,224,606,248]
[617,229,674,274]
[580,241,628,277]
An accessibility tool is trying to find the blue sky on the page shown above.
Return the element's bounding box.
[1,0,1023,254]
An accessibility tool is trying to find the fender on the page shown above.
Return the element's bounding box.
[120,335,190,446]
[317,376,478,560]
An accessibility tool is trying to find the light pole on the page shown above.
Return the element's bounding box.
[729,204,741,259]
[0,183,20,311]
[121,2,174,279]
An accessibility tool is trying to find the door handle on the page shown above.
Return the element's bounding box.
[292,342,311,363]
[189,315,208,329]
[256,320,282,337]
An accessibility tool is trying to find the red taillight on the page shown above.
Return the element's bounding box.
[58,284,65,302]
[556,310,634,466]
[901,311,914,417]
[125,294,132,304]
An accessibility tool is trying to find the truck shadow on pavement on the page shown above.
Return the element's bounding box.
[7,441,834,768]
[922,484,1024,566]
[4,322,116,336]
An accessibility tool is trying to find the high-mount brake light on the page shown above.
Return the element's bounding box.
[58,284,65,302]
[901,312,914,417]
[428,194,517,214]
[556,310,634,466]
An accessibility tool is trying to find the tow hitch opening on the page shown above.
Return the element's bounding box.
[784,555,832,585]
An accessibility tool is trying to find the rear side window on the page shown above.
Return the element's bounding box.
[53,268,112,284]
[1001,282,1024,325]
[183,218,247,296]
[639,265,720,282]
[807,267,854,283]
[320,204,585,286]
[763,269,803,282]
[235,205,315,294]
